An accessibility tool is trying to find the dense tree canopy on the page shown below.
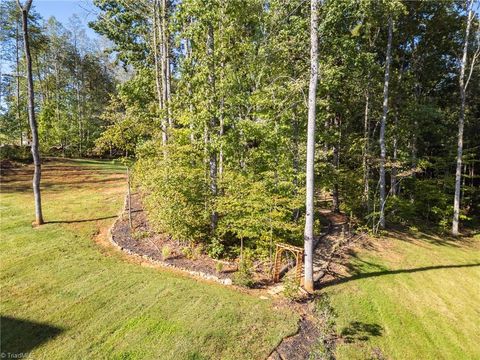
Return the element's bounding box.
[1,0,479,260]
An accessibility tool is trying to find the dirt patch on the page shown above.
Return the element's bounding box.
[268,316,321,360]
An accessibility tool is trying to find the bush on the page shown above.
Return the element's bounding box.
[282,275,302,301]
[207,238,225,259]
[215,261,224,274]
[233,251,255,288]
[162,246,171,260]
[134,140,209,243]
[0,145,32,162]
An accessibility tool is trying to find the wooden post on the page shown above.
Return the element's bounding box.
[127,166,132,229]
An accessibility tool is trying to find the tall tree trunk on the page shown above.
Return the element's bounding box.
[304,0,319,293]
[379,17,393,230]
[292,112,300,221]
[156,0,168,146]
[18,0,44,225]
[153,0,167,146]
[332,114,341,213]
[207,24,218,232]
[162,0,172,128]
[452,2,474,236]
[363,89,370,210]
[391,40,407,196]
[16,16,22,145]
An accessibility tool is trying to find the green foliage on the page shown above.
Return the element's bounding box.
[282,275,302,302]
[134,139,209,243]
[206,238,225,259]
[88,0,480,261]
[310,294,337,360]
[0,159,299,359]
[233,250,255,288]
[0,145,31,162]
[161,246,171,260]
[217,171,303,257]
[215,261,224,274]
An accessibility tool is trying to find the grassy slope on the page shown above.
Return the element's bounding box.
[326,230,480,360]
[0,159,298,360]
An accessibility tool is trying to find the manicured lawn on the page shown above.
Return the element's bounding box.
[0,159,298,359]
[325,230,480,360]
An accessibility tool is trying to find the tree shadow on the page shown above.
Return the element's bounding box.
[45,215,118,224]
[340,321,383,343]
[0,316,64,356]
[319,263,480,288]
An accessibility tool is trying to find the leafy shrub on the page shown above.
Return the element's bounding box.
[162,246,171,260]
[134,140,209,243]
[217,171,303,257]
[309,294,337,360]
[215,261,224,274]
[233,251,255,288]
[132,230,149,241]
[207,238,225,259]
[282,275,302,301]
[0,145,32,162]
[181,246,194,259]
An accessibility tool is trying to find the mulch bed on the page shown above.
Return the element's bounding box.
[111,193,238,281]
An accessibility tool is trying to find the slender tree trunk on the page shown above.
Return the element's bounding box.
[453,2,474,236]
[363,89,370,210]
[219,96,224,179]
[16,17,22,145]
[391,116,398,195]
[127,166,132,229]
[18,0,44,225]
[153,0,167,146]
[162,0,172,128]
[391,42,407,196]
[304,0,319,293]
[207,24,218,232]
[379,17,393,230]
[332,114,341,213]
[185,33,195,143]
[157,3,168,145]
[293,112,300,221]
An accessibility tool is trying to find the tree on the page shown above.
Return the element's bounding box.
[17,0,43,225]
[304,0,319,293]
[452,0,477,236]
[378,16,393,230]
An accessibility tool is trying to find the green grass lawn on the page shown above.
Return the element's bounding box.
[325,229,480,360]
[0,159,298,359]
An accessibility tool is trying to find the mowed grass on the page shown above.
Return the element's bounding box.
[0,159,298,359]
[325,229,480,360]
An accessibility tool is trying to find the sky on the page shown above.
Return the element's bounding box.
[31,0,99,39]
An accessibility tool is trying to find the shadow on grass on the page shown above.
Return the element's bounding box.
[340,321,383,343]
[0,316,63,356]
[44,209,142,224]
[319,263,480,288]
[45,215,118,224]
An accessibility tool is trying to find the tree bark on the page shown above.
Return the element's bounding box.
[207,24,218,232]
[153,1,166,146]
[162,0,172,128]
[155,0,168,146]
[379,17,393,230]
[452,1,474,236]
[362,89,370,210]
[16,16,22,145]
[18,0,44,225]
[304,0,319,293]
[332,114,341,213]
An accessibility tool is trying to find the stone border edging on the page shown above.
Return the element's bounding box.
[106,193,233,286]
